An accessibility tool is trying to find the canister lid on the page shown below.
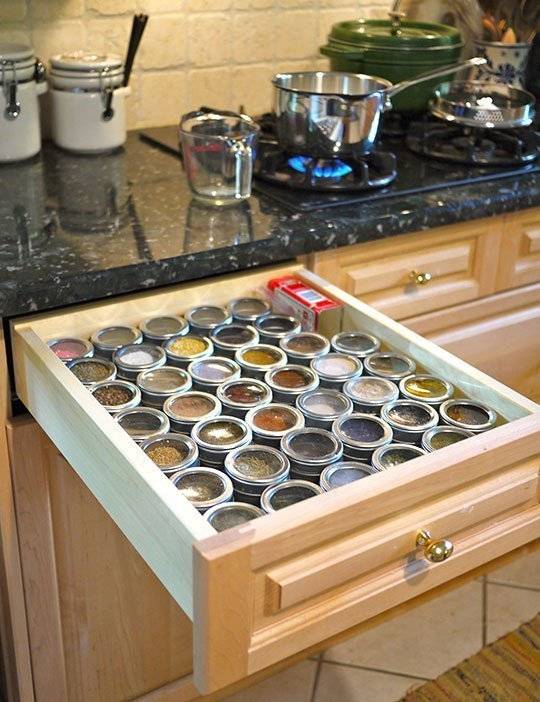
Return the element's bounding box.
[327,19,463,50]
[0,43,34,64]
[50,51,123,72]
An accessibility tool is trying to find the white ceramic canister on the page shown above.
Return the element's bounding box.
[49,52,130,153]
[0,43,47,162]
[474,40,531,88]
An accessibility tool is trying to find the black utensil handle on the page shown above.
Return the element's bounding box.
[123,13,149,87]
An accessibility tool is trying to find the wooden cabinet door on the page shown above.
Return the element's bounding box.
[497,208,540,290]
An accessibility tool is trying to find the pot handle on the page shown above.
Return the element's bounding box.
[385,57,487,100]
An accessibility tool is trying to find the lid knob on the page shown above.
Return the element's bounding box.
[389,0,406,36]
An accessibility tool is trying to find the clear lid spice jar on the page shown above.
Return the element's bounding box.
[399,374,454,408]
[210,323,259,358]
[191,415,252,467]
[279,332,330,366]
[422,426,473,452]
[91,325,143,359]
[171,467,233,513]
[331,331,380,358]
[140,433,199,476]
[255,314,301,345]
[343,376,399,415]
[163,391,221,433]
[228,297,271,325]
[91,379,141,413]
[245,403,305,447]
[217,378,272,418]
[185,305,231,336]
[261,480,323,513]
[188,356,241,393]
[310,353,363,390]
[113,343,166,381]
[137,366,192,408]
[235,344,287,380]
[320,461,378,491]
[48,337,94,363]
[139,315,189,344]
[164,335,213,369]
[205,502,265,531]
[371,443,427,472]
[281,427,343,480]
[439,399,498,434]
[364,352,416,381]
[296,388,353,430]
[68,357,116,387]
[225,444,290,504]
[115,406,170,443]
[264,365,319,404]
[381,399,438,444]
[333,412,393,460]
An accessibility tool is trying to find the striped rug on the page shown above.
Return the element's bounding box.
[402,614,540,701]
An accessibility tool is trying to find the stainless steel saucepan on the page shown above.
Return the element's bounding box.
[272,57,486,158]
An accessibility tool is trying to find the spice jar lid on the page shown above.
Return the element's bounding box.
[165,335,213,362]
[422,425,473,452]
[246,403,305,437]
[280,332,330,358]
[114,343,167,374]
[229,297,271,324]
[115,406,170,442]
[91,379,141,412]
[188,356,241,385]
[364,352,416,380]
[191,415,251,451]
[137,366,191,399]
[68,357,117,386]
[255,314,301,340]
[217,378,272,409]
[311,353,363,381]
[205,501,265,531]
[331,332,381,358]
[185,305,231,332]
[140,433,198,474]
[91,325,143,353]
[261,480,323,513]
[265,365,319,395]
[333,412,393,449]
[210,323,259,351]
[48,337,94,363]
[320,461,378,491]
[381,400,438,433]
[225,444,290,487]
[139,315,189,342]
[372,443,427,471]
[296,388,353,421]
[399,374,454,404]
[171,467,233,511]
[281,427,343,467]
[164,391,221,423]
[236,344,288,371]
[343,376,399,406]
[439,399,498,432]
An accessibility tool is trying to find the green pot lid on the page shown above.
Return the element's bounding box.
[329,19,462,50]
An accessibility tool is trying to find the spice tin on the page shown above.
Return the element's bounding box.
[217,378,272,418]
[91,325,143,359]
[296,388,353,429]
[137,366,192,408]
[235,344,287,380]
[113,342,167,381]
[91,379,141,413]
[372,443,427,471]
[228,297,271,325]
[210,323,259,358]
[48,337,94,363]
[140,433,199,475]
[331,331,381,358]
[320,461,378,491]
[281,427,343,479]
[245,403,305,447]
[171,467,233,513]
[115,406,170,443]
[185,305,231,336]
[399,374,454,408]
[164,335,213,369]
[364,352,416,381]
[310,353,363,389]
[439,399,498,434]
[381,399,438,444]
[188,356,241,393]
[343,376,399,414]
[255,314,301,345]
[279,332,330,366]
[261,480,323,513]
[422,425,473,452]
[225,444,290,504]
[333,412,393,460]
[68,357,116,386]
[205,501,265,531]
[163,391,221,433]
[265,365,319,404]
[191,415,252,466]
[139,315,189,344]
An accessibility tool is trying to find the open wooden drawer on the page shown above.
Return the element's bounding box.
[10,265,540,696]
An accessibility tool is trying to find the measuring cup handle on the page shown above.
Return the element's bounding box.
[230,140,253,200]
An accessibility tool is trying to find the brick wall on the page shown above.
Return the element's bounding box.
[0,0,392,128]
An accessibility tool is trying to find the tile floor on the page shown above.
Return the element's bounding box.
[224,547,540,702]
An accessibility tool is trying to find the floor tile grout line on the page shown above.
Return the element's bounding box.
[485,580,540,593]
[482,574,488,647]
[321,659,430,682]
[310,654,324,702]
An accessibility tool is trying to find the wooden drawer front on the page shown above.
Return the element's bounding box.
[497,208,540,290]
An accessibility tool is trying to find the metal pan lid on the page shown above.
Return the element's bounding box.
[320,461,378,490]
[139,315,188,341]
[280,332,330,358]
[439,399,498,432]
[140,433,198,473]
[217,378,272,409]
[171,467,233,510]
[225,444,290,487]
[115,406,170,442]
[331,331,380,358]
[114,343,166,373]
[333,412,393,449]
[280,427,343,466]
[344,376,399,406]
[47,337,94,363]
[372,443,427,471]
[205,502,265,531]
[228,297,271,323]
[191,415,251,451]
[296,388,353,421]
[246,403,305,437]
[91,325,143,352]
[381,399,438,432]
[364,352,416,380]
[163,391,221,423]
[261,480,323,513]
[137,366,191,398]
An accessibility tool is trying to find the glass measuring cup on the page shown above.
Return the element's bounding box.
[180,109,259,206]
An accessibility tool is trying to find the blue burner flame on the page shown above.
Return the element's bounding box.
[288,155,353,179]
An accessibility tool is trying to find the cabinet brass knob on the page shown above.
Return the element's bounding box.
[416,529,454,563]
[409,270,432,286]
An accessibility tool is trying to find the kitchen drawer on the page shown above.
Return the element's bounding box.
[10,265,540,696]
[497,208,540,290]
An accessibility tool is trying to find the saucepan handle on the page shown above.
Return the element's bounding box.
[385,57,487,100]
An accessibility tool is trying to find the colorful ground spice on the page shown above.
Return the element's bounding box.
[430,431,468,450]
[224,382,267,404]
[387,404,431,427]
[242,348,279,365]
[446,403,489,426]
[71,360,111,383]
[273,368,311,389]
[404,377,448,399]
[199,420,245,445]
[254,407,297,432]
[235,452,279,478]
[169,394,215,418]
[146,443,187,467]
[93,385,132,406]
[340,417,385,442]
[169,337,207,356]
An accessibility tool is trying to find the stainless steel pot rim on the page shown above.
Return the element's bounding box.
[421,425,473,451]
[140,432,199,468]
[163,390,221,422]
[273,70,392,98]
[296,388,353,420]
[333,412,393,448]
[280,427,343,465]
[191,414,251,450]
[260,479,323,512]
[171,466,234,508]
[246,403,305,437]
[381,399,439,432]
[225,444,290,485]
[439,399,498,431]
[399,374,454,404]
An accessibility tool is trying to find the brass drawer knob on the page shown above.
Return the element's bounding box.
[416,529,454,563]
[409,270,432,286]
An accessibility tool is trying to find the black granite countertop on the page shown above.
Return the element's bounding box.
[1,132,539,320]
